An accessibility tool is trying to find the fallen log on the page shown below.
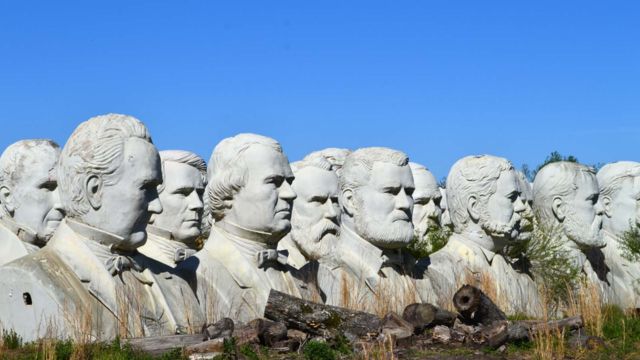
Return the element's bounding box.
[264,289,382,340]
[126,334,206,356]
[473,316,584,348]
[453,285,506,326]
[402,303,457,333]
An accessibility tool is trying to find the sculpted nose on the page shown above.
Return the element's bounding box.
[396,188,412,211]
[51,187,64,212]
[148,194,163,215]
[189,191,204,210]
[594,200,604,216]
[279,180,297,201]
[325,199,339,219]
[513,196,526,213]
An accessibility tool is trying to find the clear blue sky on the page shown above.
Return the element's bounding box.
[1,1,638,180]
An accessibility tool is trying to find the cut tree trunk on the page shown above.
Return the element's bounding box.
[453,285,506,326]
[264,289,381,340]
[402,303,457,333]
[126,334,206,356]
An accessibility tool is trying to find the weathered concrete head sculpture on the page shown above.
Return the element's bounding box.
[439,187,452,229]
[0,139,63,245]
[290,156,340,261]
[149,150,206,246]
[409,162,442,241]
[597,161,640,235]
[516,170,534,241]
[302,148,351,176]
[340,147,414,249]
[206,133,296,245]
[447,155,524,251]
[532,161,604,249]
[58,114,163,251]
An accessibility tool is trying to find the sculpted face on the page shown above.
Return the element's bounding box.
[561,174,604,248]
[516,174,534,241]
[478,170,524,241]
[225,145,296,243]
[3,145,63,244]
[411,169,442,240]
[440,188,452,228]
[153,161,205,245]
[602,176,640,235]
[96,138,163,250]
[353,162,414,249]
[291,166,340,260]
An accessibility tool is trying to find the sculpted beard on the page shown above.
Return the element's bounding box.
[564,208,604,248]
[292,218,339,260]
[414,211,439,241]
[479,206,521,241]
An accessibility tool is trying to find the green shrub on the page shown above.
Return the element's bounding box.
[407,227,451,259]
[617,222,640,262]
[303,340,335,360]
[1,329,22,350]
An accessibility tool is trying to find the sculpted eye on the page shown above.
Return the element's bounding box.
[39,181,57,191]
[405,187,415,196]
[414,198,429,206]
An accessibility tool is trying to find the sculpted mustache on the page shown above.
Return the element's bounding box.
[312,220,340,237]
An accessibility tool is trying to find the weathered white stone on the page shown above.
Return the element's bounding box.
[0,140,63,266]
[318,147,427,313]
[182,134,312,324]
[516,171,534,241]
[533,161,610,302]
[597,161,640,309]
[439,187,453,229]
[409,162,443,251]
[426,155,542,316]
[278,155,341,269]
[139,150,206,267]
[0,114,205,341]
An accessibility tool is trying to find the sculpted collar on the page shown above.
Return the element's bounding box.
[214,224,288,269]
[66,218,128,250]
[216,220,276,243]
[334,225,412,289]
[449,233,497,264]
[147,225,197,263]
[0,216,38,245]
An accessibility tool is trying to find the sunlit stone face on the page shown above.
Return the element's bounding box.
[516,172,534,241]
[291,166,340,260]
[563,173,604,248]
[98,139,164,250]
[353,162,415,249]
[411,167,442,241]
[153,161,205,245]
[224,145,296,244]
[479,169,525,241]
[1,143,63,245]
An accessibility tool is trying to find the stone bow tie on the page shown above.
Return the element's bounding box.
[105,255,143,276]
[174,248,197,263]
[256,249,288,269]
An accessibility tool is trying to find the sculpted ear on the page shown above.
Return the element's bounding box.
[467,195,479,222]
[0,186,15,214]
[85,175,103,210]
[552,196,565,222]
[341,188,357,217]
[601,196,612,218]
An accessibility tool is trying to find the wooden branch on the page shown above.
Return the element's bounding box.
[264,289,381,340]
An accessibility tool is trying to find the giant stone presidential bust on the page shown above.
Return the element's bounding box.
[409,162,443,254]
[138,150,206,267]
[533,161,609,301]
[0,140,63,266]
[597,161,640,310]
[277,155,341,269]
[426,155,542,315]
[318,147,429,314]
[182,133,312,323]
[0,114,204,341]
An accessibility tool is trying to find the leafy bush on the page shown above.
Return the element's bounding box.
[303,340,336,360]
[617,222,640,262]
[506,217,580,306]
[1,329,22,350]
[407,227,451,259]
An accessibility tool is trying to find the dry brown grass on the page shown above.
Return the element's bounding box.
[355,334,395,360]
[336,271,419,317]
[566,280,603,337]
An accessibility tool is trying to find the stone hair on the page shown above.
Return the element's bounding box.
[597,161,640,199]
[532,161,595,224]
[446,155,513,233]
[302,148,351,174]
[205,133,283,221]
[292,154,333,173]
[339,147,409,205]
[158,150,207,194]
[58,114,152,218]
[0,139,60,190]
